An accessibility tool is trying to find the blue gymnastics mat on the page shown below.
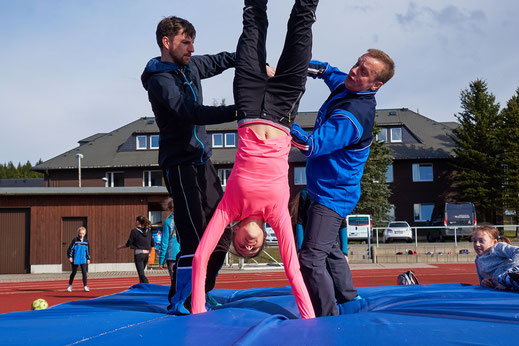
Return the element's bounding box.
[1,283,518,345]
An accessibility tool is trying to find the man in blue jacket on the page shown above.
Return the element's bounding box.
[291,49,395,316]
[141,16,235,314]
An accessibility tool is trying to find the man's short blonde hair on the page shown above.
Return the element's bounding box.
[365,48,395,84]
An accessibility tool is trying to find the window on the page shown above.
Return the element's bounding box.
[218,168,232,190]
[213,132,236,148]
[294,167,307,185]
[150,135,159,149]
[136,136,147,150]
[148,211,162,224]
[385,164,394,183]
[143,171,163,187]
[212,133,223,148]
[225,133,236,147]
[390,128,402,143]
[412,163,433,182]
[377,128,387,142]
[105,172,124,187]
[388,205,396,221]
[414,203,434,222]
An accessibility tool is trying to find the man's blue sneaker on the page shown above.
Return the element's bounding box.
[167,267,192,315]
[205,293,222,311]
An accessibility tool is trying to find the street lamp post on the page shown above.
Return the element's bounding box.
[75,153,84,187]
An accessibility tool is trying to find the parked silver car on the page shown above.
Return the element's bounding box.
[383,221,413,243]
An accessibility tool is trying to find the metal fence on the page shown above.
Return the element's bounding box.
[227,225,519,270]
[225,248,282,270]
[373,224,519,247]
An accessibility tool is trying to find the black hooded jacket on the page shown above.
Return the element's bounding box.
[141,53,236,167]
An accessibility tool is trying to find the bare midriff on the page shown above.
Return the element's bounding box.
[241,122,288,139]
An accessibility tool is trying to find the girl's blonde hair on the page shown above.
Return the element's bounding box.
[472,224,511,244]
[77,226,86,235]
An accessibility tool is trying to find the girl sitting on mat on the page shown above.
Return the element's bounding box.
[473,225,519,290]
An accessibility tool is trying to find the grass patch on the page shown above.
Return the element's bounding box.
[504,229,519,239]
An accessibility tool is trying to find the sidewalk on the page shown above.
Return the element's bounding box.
[0,263,437,283]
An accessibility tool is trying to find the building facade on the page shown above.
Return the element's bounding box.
[0,109,459,274]
[34,109,459,226]
[0,187,169,274]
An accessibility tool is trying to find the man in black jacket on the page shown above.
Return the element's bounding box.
[141,16,235,314]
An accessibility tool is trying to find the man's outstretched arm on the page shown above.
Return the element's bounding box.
[148,75,237,125]
[308,60,348,92]
[192,52,236,80]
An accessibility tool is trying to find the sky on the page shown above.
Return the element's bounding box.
[1,0,518,165]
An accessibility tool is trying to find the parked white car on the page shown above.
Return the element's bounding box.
[346,214,372,241]
[383,221,413,243]
[264,223,277,242]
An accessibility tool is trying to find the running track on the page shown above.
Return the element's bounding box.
[0,263,479,314]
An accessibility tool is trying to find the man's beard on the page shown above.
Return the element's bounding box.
[170,51,189,66]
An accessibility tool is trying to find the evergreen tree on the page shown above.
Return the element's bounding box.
[6,162,17,178]
[0,160,43,179]
[352,122,393,226]
[450,79,503,223]
[500,88,519,225]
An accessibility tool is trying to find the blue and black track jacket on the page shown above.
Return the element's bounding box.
[67,236,91,265]
[291,60,377,217]
[141,53,237,168]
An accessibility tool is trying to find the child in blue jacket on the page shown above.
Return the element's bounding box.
[66,227,91,292]
[474,225,519,290]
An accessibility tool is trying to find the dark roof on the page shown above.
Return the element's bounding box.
[441,122,459,129]
[35,109,457,171]
[0,178,44,188]
[0,186,168,196]
[34,117,161,171]
[79,133,107,145]
[375,108,456,159]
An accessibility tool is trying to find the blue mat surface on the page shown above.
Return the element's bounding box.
[1,283,518,345]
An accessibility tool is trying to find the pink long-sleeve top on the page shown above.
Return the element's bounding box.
[192,125,315,319]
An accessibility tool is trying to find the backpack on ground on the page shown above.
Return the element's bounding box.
[397,270,419,285]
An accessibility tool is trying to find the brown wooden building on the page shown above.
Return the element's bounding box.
[0,187,168,274]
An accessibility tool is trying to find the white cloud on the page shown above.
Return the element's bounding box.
[396,2,485,29]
